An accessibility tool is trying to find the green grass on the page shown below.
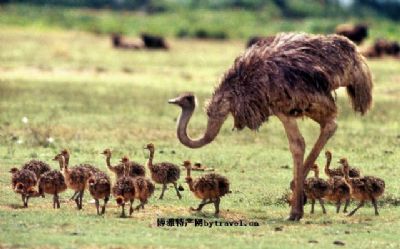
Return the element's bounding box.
[1,3,400,40]
[0,26,400,249]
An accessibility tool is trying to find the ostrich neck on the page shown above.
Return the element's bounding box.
[186,167,191,178]
[147,150,155,171]
[324,154,332,176]
[176,106,226,149]
[186,177,195,192]
[343,164,350,183]
[105,155,114,170]
[313,169,319,178]
[60,158,69,175]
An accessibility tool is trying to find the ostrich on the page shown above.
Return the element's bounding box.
[60,149,100,200]
[144,143,181,200]
[21,159,51,179]
[87,171,111,215]
[182,160,230,215]
[325,150,360,178]
[340,158,385,216]
[168,33,373,221]
[101,148,145,179]
[38,170,68,209]
[9,168,38,207]
[303,164,330,214]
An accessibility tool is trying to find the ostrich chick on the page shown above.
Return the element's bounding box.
[325,150,360,178]
[144,143,181,200]
[340,158,385,216]
[87,171,111,215]
[101,148,145,179]
[21,159,51,179]
[9,168,38,207]
[38,170,67,209]
[60,149,100,200]
[182,160,230,215]
[121,156,155,211]
[112,172,136,218]
[324,151,351,213]
[54,154,90,210]
[303,164,330,214]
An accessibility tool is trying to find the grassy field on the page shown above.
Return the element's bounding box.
[0,25,400,249]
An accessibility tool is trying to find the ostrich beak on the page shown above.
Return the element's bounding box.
[168,98,179,104]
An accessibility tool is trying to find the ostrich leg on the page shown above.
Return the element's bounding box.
[278,114,306,221]
[303,118,337,178]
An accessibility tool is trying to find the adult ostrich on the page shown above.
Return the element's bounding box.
[168,33,373,221]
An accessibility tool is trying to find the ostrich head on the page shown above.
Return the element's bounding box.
[169,92,230,149]
[120,156,130,164]
[60,149,69,157]
[144,143,155,153]
[101,148,112,157]
[311,164,320,177]
[115,196,124,205]
[338,158,348,167]
[325,150,332,159]
[182,160,191,169]
[9,168,19,174]
[168,93,196,110]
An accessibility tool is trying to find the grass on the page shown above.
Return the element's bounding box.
[1,3,400,40]
[0,25,400,248]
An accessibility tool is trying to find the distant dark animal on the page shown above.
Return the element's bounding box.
[246,36,275,48]
[363,39,400,58]
[111,33,142,49]
[335,23,368,45]
[141,33,169,49]
[169,32,373,221]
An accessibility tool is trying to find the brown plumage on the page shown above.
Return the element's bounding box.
[335,23,368,45]
[246,35,275,48]
[121,156,155,211]
[325,150,360,178]
[183,160,230,215]
[54,153,91,210]
[144,143,181,200]
[112,176,136,217]
[303,164,330,214]
[9,168,38,207]
[325,176,351,213]
[87,171,111,215]
[340,158,385,216]
[21,159,51,179]
[101,148,145,179]
[60,149,100,200]
[169,32,373,221]
[38,170,67,209]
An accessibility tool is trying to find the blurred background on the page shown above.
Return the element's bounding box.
[0,0,399,40]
